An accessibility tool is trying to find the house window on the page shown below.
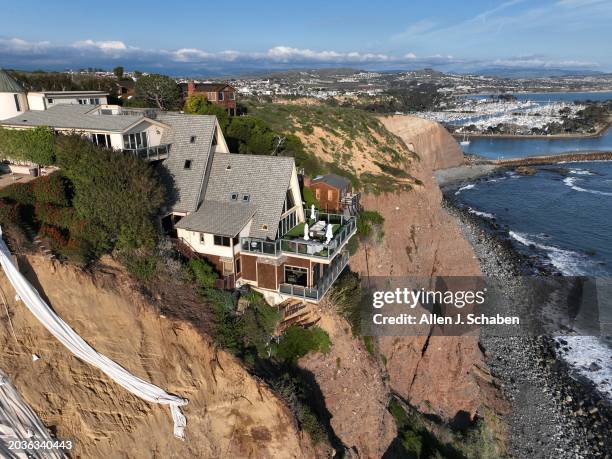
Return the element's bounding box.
[13,94,21,112]
[218,92,224,101]
[285,266,308,287]
[282,189,295,214]
[315,189,321,200]
[278,210,296,237]
[190,136,196,143]
[92,133,112,148]
[123,132,148,149]
[229,92,235,100]
[214,235,231,247]
[89,98,100,105]
[242,194,250,202]
[230,193,238,201]
[207,91,216,101]
[184,160,192,169]
[199,233,205,244]
[328,190,334,201]
[47,98,54,104]
[235,257,241,274]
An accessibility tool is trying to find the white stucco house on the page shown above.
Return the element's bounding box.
[0,68,109,120]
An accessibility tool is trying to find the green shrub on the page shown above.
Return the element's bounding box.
[189,258,218,289]
[184,95,230,131]
[302,186,320,209]
[31,172,69,206]
[57,238,91,265]
[357,210,385,239]
[0,200,19,224]
[0,181,34,205]
[328,271,363,335]
[34,203,76,228]
[205,288,242,352]
[121,250,159,281]
[238,292,281,358]
[0,126,55,165]
[274,325,331,363]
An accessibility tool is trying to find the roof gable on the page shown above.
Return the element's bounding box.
[156,113,217,213]
[203,153,295,239]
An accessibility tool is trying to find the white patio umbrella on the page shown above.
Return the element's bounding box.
[325,223,333,244]
[304,222,310,241]
[310,204,316,221]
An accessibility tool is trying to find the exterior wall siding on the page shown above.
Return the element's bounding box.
[310,182,341,211]
[241,254,258,281]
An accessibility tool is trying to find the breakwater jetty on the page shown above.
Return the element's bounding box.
[493,150,612,166]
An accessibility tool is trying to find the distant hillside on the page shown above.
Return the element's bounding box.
[470,67,605,79]
[245,101,421,193]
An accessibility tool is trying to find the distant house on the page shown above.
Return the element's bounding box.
[181,82,237,116]
[0,67,109,119]
[116,79,135,99]
[306,173,360,213]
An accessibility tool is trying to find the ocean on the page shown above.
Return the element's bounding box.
[451,91,612,399]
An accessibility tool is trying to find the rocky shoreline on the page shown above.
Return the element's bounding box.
[443,198,611,458]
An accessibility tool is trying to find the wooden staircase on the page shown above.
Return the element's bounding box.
[276,298,320,334]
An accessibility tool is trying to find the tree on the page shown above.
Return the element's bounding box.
[113,66,124,78]
[134,74,180,110]
[183,95,229,131]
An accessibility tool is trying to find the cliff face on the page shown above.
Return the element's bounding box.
[348,116,489,423]
[379,115,464,171]
[299,309,397,457]
[0,255,317,459]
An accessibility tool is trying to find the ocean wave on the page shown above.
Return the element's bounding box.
[467,207,495,219]
[509,231,587,275]
[556,336,612,401]
[563,177,612,196]
[455,184,476,195]
[569,168,594,175]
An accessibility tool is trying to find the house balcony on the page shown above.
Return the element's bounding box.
[278,250,350,302]
[241,212,357,262]
[123,143,170,161]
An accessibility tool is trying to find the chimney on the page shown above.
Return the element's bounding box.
[187,81,196,94]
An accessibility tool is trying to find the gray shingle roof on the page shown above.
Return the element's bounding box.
[156,113,217,213]
[0,104,149,131]
[203,153,295,239]
[311,173,351,190]
[0,69,24,93]
[175,200,256,237]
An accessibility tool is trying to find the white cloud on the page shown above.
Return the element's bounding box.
[73,40,129,51]
[0,36,602,72]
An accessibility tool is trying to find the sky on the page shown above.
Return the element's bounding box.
[0,0,611,75]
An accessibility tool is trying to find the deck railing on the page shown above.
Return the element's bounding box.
[123,143,170,161]
[241,212,357,260]
[279,250,350,302]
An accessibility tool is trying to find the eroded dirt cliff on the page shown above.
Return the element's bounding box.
[0,255,318,459]
[296,114,504,455]
[348,116,496,423]
[299,308,397,458]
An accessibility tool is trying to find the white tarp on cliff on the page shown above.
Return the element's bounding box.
[0,226,188,439]
[0,369,67,459]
